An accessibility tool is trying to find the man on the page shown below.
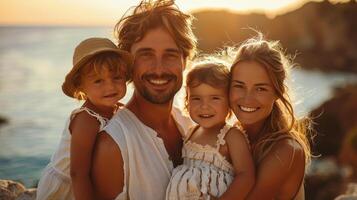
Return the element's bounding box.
[91,0,197,199]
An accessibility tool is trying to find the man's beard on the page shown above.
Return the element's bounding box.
[135,73,182,104]
[140,86,179,104]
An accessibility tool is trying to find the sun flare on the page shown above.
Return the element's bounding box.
[0,0,351,26]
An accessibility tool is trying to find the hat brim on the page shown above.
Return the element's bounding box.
[62,49,133,98]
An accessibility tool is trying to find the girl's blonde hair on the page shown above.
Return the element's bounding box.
[231,33,312,165]
[184,57,231,116]
[72,52,128,100]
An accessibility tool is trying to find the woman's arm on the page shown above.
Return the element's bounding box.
[218,128,255,200]
[246,139,305,200]
[70,111,99,200]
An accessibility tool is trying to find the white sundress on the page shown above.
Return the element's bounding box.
[166,124,245,200]
[36,107,108,200]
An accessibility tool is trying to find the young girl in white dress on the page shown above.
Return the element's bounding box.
[36,37,132,200]
[166,59,255,200]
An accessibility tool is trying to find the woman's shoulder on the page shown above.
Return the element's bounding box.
[266,136,305,169]
[253,136,306,200]
[273,136,305,155]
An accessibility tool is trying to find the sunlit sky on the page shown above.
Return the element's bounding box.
[0,0,351,26]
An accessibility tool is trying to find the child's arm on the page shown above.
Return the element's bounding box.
[218,128,255,200]
[91,132,125,199]
[70,111,99,200]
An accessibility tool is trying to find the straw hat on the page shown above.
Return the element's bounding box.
[62,37,133,98]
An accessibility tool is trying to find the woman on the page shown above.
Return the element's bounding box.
[229,34,312,200]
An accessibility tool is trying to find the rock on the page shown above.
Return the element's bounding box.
[335,195,357,200]
[0,189,14,200]
[335,183,357,199]
[339,127,357,179]
[305,158,354,200]
[0,180,36,200]
[0,115,8,126]
[0,180,26,199]
[310,84,357,157]
[304,84,357,199]
[16,188,36,200]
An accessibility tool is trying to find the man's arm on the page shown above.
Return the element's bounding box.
[91,131,124,200]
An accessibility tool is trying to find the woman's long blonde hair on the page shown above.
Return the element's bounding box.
[230,33,312,165]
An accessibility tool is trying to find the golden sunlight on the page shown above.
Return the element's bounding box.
[0,0,352,26]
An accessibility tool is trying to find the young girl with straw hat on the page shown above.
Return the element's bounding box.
[36,37,132,200]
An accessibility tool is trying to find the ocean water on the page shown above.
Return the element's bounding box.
[0,26,356,187]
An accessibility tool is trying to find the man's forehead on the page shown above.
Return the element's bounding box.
[130,28,180,54]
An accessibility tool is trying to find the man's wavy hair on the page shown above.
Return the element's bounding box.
[114,0,197,60]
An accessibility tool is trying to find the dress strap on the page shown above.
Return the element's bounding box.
[70,107,109,131]
[184,125,199,143]
[215,124,232,151]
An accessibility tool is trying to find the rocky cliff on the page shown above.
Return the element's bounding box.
[192,0,357,73]
[306,84,357,199]
[310,84,357,157]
